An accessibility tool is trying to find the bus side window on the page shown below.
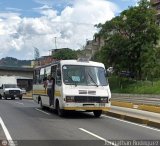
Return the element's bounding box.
[45,66,51,77]
[34,69,40,84]
[51,65,57,79]
[39,68,45,84]
[56,68,61,86]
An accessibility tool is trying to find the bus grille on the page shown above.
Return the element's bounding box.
[74,96,107,103]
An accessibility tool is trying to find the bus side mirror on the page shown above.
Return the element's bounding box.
[107,67,114,74]
[57,69,61,76]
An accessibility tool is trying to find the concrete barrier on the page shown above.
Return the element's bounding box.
[26,93,32,97]
[23,96,32,100]
[147,121,160,129]
[111,101,133,108]
[104,111,160,129]
[138,105,160,113]
[111,101,160,113]
[111,93,160,106]
[124,115,148,125]
[104,111,125,119]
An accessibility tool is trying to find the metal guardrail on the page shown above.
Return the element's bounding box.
[111,93,160,106]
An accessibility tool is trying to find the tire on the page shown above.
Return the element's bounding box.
[40,99,45,110]
[0,94,2,100]
[57,102,65,117]
[93,110,102,118]
[4,94,7,100]
[19,96,22,100]
[11,97,15,100]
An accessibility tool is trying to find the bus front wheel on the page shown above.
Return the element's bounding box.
[40,99,45,110]
[56,102,65,117]
[93,110,102,118]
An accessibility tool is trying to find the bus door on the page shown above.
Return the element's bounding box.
[51,65,57,106]
[39,67,47,105]
[41,66,51,105]
[55,67,62,105]
[51,64,62,106]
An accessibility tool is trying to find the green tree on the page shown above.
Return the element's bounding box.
[52,48,77,60]
[34,47,40,60]
[96,0,160,79]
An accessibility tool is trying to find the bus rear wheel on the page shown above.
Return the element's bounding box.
[93,110,102,118]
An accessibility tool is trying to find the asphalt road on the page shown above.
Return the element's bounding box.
[0,99,160,146]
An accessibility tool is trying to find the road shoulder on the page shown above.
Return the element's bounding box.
[104,106,160,129]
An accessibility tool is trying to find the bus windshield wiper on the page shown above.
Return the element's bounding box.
[87,72,98,87]
[64,72,77,86]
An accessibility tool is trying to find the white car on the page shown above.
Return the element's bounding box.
[0,84,23,100]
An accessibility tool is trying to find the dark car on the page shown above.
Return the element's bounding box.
[119,71,135,78]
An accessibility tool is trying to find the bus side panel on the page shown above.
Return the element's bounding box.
[54,84,63,108]
[33,84,49,105]
[32,84,39,103]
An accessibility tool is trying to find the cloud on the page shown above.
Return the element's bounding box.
[0,0,118,59]
[5,7,22,12]
[34,0,54,7]
[34,0,75,8]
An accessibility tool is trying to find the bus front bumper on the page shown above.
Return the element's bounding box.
[63,106,111,111]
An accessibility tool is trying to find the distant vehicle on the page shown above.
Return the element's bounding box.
[119,71,135,78]
[33,59,111,117]
[0,76,23,100]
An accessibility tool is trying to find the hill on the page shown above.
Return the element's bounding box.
[0,57,31,67]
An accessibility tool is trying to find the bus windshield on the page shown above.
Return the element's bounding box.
[62,65,108,86]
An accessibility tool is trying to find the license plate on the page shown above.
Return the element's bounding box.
[99,103,105,106]
[83,104,94,107]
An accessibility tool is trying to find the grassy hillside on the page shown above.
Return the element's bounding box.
[0,57,31,67]
[109,76,160,94]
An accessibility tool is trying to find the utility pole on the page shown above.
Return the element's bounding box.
[54,37,57,49]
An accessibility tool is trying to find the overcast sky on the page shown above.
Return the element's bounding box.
[0,0,138,60]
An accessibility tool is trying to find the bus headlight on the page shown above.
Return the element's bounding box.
[66,96,75,102]
[100,97,108,103]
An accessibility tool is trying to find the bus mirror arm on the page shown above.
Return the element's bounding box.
[57,69,61,76]
[107,67,114,74]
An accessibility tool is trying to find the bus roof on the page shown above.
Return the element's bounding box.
[60,60,105,68]
[34,59,105,69]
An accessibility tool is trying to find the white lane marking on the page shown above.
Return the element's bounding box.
[79,128,117,146]
[15,102,24,105]
[35,108,50,115]
[102,115,160,132]
[0,116,15,146]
